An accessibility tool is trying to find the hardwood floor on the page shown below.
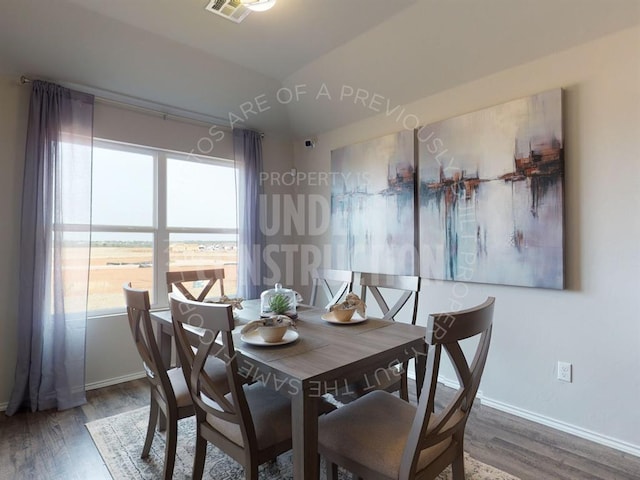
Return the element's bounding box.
[1,379,639,480]
[452,396,640,480]
[0,380,149,480]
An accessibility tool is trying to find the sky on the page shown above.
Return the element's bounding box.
[90,146,237,240]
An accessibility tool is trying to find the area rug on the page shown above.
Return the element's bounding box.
[86,407,519,480]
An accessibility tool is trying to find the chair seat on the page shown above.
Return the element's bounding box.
[205,382,292,450]
[319,390,452,479]
[167,356,229,409]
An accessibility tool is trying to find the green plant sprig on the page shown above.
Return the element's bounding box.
[269,293,291,315]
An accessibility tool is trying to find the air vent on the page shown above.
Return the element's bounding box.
[205,0,251,23]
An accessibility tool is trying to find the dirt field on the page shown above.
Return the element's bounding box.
[75,243,238,311]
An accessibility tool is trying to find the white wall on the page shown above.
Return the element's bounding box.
[0,75,29,407]
[293,27,640,453]
[94,102,234,160]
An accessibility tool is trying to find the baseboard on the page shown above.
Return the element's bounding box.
[435,375,640,458]
[435,375,484,399]
[0,372,147,413]
[85,371,146,391]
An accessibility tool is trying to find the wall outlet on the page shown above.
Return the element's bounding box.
[557,361,572,382]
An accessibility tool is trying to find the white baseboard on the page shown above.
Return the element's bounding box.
[85,371,146,391]
[435,375,640,458]
[0,371,147,413]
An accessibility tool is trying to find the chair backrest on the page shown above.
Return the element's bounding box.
[166,268,225,302]
[123,283,173,400]
[400,297,495,479]
[359,273,421,323]
[309,269,354,309]
[169,293,258,452]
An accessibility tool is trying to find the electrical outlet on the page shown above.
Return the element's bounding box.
[557,361,572,382]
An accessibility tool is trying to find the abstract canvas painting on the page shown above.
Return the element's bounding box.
[331,131,416,275]
[418,89,564,289]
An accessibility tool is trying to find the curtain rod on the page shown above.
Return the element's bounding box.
[19,75,239,131]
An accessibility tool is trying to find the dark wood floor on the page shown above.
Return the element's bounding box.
[1,379,639,480]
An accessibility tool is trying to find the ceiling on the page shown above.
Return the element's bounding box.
[0,0,639,138]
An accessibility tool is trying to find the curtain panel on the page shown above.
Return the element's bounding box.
[233,129,265,300]
[7,81,94,415]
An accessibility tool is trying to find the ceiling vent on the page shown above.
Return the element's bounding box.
[205,0,251,24]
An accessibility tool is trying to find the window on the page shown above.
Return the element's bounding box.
[88,140,238,314]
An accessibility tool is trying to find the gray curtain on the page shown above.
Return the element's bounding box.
[233,129,265,299]
[6,81,94,415]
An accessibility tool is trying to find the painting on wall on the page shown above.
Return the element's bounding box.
[331,130,416,275]
[418,89,564,289]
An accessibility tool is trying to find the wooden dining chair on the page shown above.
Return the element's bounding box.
[123,283,194,480]
[169,293,293,480]
[359,272,420,324]
[308,268,354,309]
[357,272,421,400]
[166,268,225,302]
[319,297,495,480]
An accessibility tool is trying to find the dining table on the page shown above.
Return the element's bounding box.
[150,299,427,480]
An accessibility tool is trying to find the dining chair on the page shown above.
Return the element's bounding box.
[123,283,194,480]
[318,297,495,480]
[166,267,225,302]
[166,268,228,369]
[359,272,420,323]
[356,272,421,400]
[309,268,354,309]
[169,293,293,480]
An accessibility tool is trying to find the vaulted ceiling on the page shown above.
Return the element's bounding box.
[0,0,639,138]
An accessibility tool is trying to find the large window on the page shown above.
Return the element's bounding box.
[88,140,238,314]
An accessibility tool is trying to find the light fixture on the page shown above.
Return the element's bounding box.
[240,0,277,12]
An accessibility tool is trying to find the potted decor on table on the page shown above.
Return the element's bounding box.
[328,292,366,322]
[260,283,298,319]
[206,295,244,320]
[240,315,296,343]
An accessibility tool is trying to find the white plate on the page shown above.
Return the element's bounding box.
[321,312,368,324]
[240,329,299,346]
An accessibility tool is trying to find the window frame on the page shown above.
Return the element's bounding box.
[88,139,238,317]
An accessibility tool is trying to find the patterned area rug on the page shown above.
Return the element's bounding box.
[86,407,520,480]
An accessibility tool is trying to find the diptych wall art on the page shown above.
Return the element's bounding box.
[418,89,564,289]
[329,89,564,289]
[330,131,416,275]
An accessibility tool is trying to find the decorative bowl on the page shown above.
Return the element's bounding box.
[329,307,356,323]
[257,325,289,343]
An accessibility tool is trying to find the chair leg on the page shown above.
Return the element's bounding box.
[246,465,259,480]
[142,397,159,458]
[400,370,409,401]
[158,409,167,432]
[192,435,207,480]
[325,457,339,480]
[451,450,465,480]
[162,416,178,480]
[246,456,260,480]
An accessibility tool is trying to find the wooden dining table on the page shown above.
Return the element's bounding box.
[151,299,427,480]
